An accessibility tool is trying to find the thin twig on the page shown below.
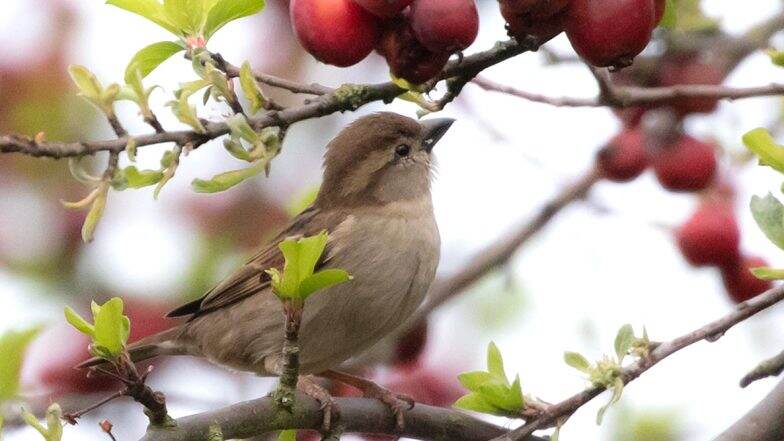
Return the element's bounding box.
[740,349,784,388]
[493,283,784,441]
[473,76,784,109]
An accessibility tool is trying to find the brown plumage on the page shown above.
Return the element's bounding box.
[80,112,454,377]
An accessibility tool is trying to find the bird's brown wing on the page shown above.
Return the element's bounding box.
[167,206,339,319]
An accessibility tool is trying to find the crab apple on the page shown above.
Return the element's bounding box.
[353,0,413,18]
[376,19,450,84]
[596,128,649,182]
[37,330,117,396]
[653,135,717,192]
[565,0,656,68]
[409,0,479,53]
[659,58,725,114]
[501,1,568,40]
[393,320,428,366]
[290,0,381,67]
[721,255,773,303]
[654,0,666,24]
[676,202,740,267]
[384,364,463,407]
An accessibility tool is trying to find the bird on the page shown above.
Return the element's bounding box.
[80,112,454,428]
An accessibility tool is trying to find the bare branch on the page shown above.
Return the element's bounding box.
[494,283,784,441]
[473,76,784,109]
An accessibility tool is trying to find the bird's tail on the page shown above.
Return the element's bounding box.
[76,327,186,369]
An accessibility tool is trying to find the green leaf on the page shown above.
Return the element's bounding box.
[226,113,258,143]
[458,371,497,392]
[191,161,265,193]
[299,269,351,299]
[21,408,47,438]
[123,166,164,189]
[743,128,784,173]
[614,324,634,363]
[766,49,784,67]
[204,0,265,39]
[596,377,625,425]
[64,307,95,336]
[477,381,521,412]
[163,0,204,35]
[277,430,296,441]
[81,184,108,243]
[486,342,506,380]
[126,137,138,162]
[68,65,102,99]
[750,267,784,281]
[564,351,591,373]
[92,297,129,358]
[509,374,525,410]
[658,0,676,28]
[453,392,501,415]
[286,186,319,217]
[0,327,42,400]
[167,86,207,133]
[750,193,784,251]
[68,157,101,185]
[107,0,179,34]
[239,61,265,113]
[125,41,184,84]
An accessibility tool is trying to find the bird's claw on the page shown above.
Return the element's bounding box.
[362,383,413,432]
[298,375,340,432]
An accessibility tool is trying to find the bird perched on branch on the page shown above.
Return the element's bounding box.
[81,112,454,429]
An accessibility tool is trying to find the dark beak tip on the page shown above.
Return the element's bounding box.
[421,117,456,151]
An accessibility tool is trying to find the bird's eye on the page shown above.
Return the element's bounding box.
[395,144,411,157]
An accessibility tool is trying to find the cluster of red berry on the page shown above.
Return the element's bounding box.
[594,56,770,304]
[289,0,478,83]
[289,0,671,83]
[502,0,666,68]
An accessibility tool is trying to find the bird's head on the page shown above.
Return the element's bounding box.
[316,112,454,207]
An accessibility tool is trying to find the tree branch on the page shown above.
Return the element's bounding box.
[472,76,784,109]
[0,38,544,159]
[412,167,602,323]
[712,378,784,441]
[138,393,545,441]
[493,283,784,441]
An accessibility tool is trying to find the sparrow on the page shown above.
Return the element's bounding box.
[81,112,454,426]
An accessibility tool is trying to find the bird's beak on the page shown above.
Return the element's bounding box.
[420,118,455,152]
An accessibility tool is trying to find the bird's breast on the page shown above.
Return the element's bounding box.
[297,198,440,372]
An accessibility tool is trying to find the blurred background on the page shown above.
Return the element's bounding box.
[2,0,784,439]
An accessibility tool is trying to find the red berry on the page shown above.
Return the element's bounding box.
[659,58,725,114]
[565,0,656,68]
[290,0,381,67]
[409,0,479,53]
[721,255,773,303]
[38,330,117,396]
[676,202,740,267]
[654,0,666,24]
[501,1,568,40]
[653,135,717,192]
[376,19,450,84]
[596,128,649,182]
[384,365,463,407]
[393,320,428,366]
[352,0,413,18]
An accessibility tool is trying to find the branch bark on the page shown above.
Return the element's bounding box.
[138,393,545,441]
